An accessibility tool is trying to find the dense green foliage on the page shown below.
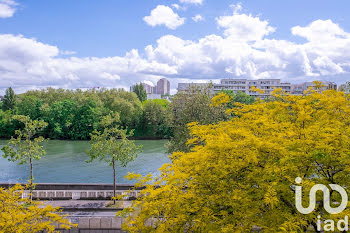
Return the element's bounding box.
[0,87,255,141]
[2,87,16,112]
[166,88,252,153]
[132,83,147,102]
[136,99,172,139]
[0,88,156,139]
[221,90,255,106]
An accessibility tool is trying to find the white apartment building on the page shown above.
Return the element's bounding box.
[178,79,337,98]
[291,81,337,95]
[338,82,350,94]
[177,83,211,92]
[214,79,291,98]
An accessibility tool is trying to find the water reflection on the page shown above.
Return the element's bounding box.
[0,140,170,184]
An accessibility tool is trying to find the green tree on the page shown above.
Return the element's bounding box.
[2,87,16,112]
[1,115,48,201]
[0,88,155,140]
[17,95,43,120]
[140,99,171,138]
[0,110,16,138]
[46,99,76,139]
[167,86,228,153]
[87,114,142,204]
[103,90,142,129]
[132,83,147,102]
[220,90,255,105]
[69,99,101,140]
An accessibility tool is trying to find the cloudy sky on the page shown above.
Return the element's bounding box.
[0,0,350,94]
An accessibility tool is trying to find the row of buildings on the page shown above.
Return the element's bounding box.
[178,79,338,98]
[130,78,346,100]
[130,78,171,99]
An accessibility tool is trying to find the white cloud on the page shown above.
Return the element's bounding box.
[145,13,350,81]
[230,2,243,14]
[313,56,343,75]
[179,0,203,5]
[216,10,275,41]
[1,5,350,94]
[142,80,155,86]
[0,0,17,18]
[192,14,204,22]
[143,5,185,30]
[292,19,349,42]
[171,3,187,11]
[0,34,177,93]
[172,4,180,10]
[61,50,76,56]
[100,72,121,80]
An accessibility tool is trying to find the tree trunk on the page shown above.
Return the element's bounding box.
[30,157,33,202]
[113,159,116,205]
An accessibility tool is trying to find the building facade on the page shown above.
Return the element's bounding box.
[156,78,171,95]
[130,82,154,94]
[147,93,162,100]
[130,78,171,98]
[338,82,350,94]
[177,83,211,92]
[214,79,291,98]
[142,83,155,94]
[291,81,337,95]
[178,78,337,98]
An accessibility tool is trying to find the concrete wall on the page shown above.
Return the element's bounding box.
[22,189,139,200]
[53,216,156,233]
[55,217,126,233]
[0,183,142,191]
[0,183,144,200]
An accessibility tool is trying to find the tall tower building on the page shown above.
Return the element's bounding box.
[156,78,170,95]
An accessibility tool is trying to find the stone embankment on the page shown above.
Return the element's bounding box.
[1,183,144,233]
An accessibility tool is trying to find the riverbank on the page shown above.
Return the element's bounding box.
[0,140,170,184]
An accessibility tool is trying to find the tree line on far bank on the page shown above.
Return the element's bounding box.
[0,86,255,153]
[0,87,170,139]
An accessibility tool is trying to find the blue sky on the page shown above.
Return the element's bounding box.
[0,0,350,94]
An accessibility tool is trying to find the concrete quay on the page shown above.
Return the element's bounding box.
[0,183,143,200]
[0,183,143,232]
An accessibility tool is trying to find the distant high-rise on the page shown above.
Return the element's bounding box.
[130,82,154,94]
[130,78,171,97]
[141,83,154,94]
[156,78,170,95]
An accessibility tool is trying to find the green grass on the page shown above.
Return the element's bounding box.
[105,201,124,208]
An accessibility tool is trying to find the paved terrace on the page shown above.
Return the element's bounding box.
[0,183,146,233]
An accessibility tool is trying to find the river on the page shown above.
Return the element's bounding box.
[0,140,170,184]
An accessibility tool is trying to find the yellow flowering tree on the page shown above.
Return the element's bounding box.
[0,184,75,233]
[120,88,350,232]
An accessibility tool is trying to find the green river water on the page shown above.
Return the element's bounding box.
[0,140,170,184]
